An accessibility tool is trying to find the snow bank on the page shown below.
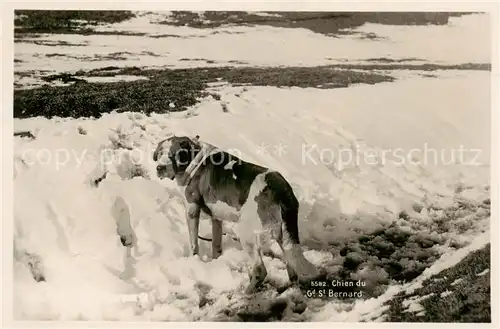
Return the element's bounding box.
[353,13,491,64]
[13,122,253,320]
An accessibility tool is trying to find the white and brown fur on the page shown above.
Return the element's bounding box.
[153,135,319,293]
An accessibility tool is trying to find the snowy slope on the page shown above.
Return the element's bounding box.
[12,12,491,321]
[13,71,490,320]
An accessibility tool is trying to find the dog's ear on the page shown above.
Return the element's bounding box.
[153,148,160,162]
[153,136,176,162]
[173,138,195,169]
[179,139,193,151]
[153,139,166,162]
[188,135,202,151]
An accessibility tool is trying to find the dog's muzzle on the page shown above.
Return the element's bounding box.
[156,162,176,180]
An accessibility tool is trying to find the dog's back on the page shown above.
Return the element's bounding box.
[196,150,266,209]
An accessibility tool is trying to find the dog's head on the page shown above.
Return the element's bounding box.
[153,135,200,180]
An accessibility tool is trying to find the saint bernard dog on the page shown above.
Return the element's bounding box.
[153,135,319,293]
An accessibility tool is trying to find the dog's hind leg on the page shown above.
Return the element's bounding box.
[277,207,320,285]
[211,217,223,259]
[271,221,298,284]
[243,233,267,294]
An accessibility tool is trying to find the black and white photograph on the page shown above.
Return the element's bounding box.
[5,3,497,323]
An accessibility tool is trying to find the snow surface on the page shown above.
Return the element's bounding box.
[477,268,490,276]
[401,293,433,313]
[14,72,490,320]
[440,290,453,298]
[14,12,490,88]
[12,12,491,321]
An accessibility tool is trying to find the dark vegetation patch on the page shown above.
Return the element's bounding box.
[14,131,36,140]
[17,51,158,67]
[14,10,136,35]
[350,32,386,40]
[383,244,490,322]
[35,61,489,84]
[16,61,489,91]
[210,30,246,35]
[15,70,52,79]
[45,53,77,58]
[159,11,475,36]
[95,52,130,61]
[366,57,422,63]
[344,63,490,71]
[14,59,491,118]
[15,66,146,87]
[228,60,248,65]
[14,10,477,39]
[149,34,184,39]
[85,66,145,77]
[14,66,394,119]
[141,51,161,57]
[148,31,245,39]
[30,52,141,62]
[15,29,145,39]
[41,73,87,84]
[14,77,200,119]
[179,58,216,64]
[323,63,491,71]
[420,74,439,78]
[15,39,88,47]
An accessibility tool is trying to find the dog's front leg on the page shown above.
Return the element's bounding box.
[186,203,201,256]
[211,218,223,259]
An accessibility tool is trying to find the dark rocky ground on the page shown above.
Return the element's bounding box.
[383,244,490,322]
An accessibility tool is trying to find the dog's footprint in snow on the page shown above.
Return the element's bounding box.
[111,196,136,248]
[46,204,72,253]
[19,251,46,283]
